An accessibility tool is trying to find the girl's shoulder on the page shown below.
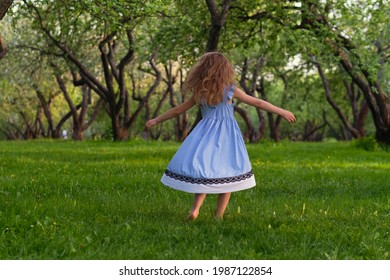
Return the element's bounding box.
[226,84,236,100]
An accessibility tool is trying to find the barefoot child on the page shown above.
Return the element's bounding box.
[145,52,296,220]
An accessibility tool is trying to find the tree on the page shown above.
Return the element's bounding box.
[1,2,109,140]
[0,79,41,140]
[312,57,369,139]
[205,0,232,52]
[54,71,103,140]
[238,57,265,142]
[236,0,389,144]
[19,0,164,140]
[187,0,234,132]
[0,0,13,19]
[0,0,14,59]
[2,0,386,143]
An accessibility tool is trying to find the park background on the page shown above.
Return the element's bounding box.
[0,0,389,260]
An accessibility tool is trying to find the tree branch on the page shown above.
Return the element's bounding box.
[23,0,109,101]
[0,0,13,20]
[125,51,161,129]
[312,57,360,138]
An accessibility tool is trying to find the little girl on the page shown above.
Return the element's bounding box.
[145,52,296,221]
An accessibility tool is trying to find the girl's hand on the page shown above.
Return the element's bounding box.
[282,110,296,124]
[145,119,158,129]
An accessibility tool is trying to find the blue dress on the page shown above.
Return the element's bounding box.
[161,85,256,194]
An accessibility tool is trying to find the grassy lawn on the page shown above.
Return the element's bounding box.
[0,140,389,260]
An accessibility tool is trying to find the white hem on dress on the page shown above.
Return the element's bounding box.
[161,174,256,194]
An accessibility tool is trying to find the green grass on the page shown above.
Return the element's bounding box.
[0,140,389,260]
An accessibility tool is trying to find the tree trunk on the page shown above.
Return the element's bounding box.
[338,54,389,144]
[0,34,6,59]
[343,80,369,137]
[34,85,59,138]
[205,0,232,52]
[313,59,361,139]
[234,106,258,142]
[189,0,233,135]
[259,76,281,141]
[0,0,13,60]
[0,0,13,20]
[127,52,161,139]
[239,57,266,142]
[165,63,188,141]
[146,88,170,140]
[376,124,390,144]
[54,73,100,141]
[55,74,82,140]
[302,119,326,141]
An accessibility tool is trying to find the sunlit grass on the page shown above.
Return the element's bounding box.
[0,140,389,260]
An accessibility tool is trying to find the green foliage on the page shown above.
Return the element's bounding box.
[352,137,380,152]
[1,0,388,141]
[150,0,209,64]
[0,141,389,259]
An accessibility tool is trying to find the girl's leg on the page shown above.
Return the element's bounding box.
[215,192,231,219]
[187,193,207,220]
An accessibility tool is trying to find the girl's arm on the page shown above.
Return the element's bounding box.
[145,95,196,128]
[233,87,296,123]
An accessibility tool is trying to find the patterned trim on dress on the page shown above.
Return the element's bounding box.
[164,169,254,185]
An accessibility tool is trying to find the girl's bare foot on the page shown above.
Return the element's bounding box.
[187,193,206,221]
[215,192,231,220]
[186,210,199,221]
[214,211,224,220]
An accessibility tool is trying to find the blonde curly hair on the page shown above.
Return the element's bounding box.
[184,52,235,106]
